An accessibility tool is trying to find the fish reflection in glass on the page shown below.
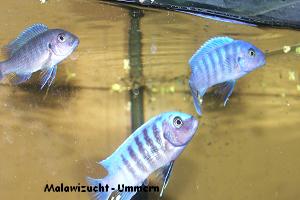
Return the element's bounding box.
[189,36,265,116]
[0,23,79,89]
[87,111,199,200]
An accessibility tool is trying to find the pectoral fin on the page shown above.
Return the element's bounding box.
[214,80,236,106]
[143,178,149,186]
[151,161,175,197]
[40,65,57,89]
[113,188,138,200]
[47,65,57,87]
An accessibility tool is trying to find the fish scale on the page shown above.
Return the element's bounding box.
[134,135,151,167]
[213,49,222,80]
[208,52,217,83]
[203,55,211,84]
[226,44,235,74]
[121,154,137,179]
[189,36,265,116]
[128,145,147,172]
[220,45,228,74]
[140,123,161,163]
[107,120,165,184]
[87,112,198,200]
[196,63,206,84]
[217,47,225,75]
[152,123,163,148]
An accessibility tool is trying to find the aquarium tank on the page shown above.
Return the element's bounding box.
[1,0,300,200]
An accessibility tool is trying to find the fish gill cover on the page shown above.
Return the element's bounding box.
[103,0,300,29]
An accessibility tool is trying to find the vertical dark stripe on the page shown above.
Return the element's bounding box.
[216,48,225,75]
[152,123,162,147]
[232,43,238,71]
[197,64,205,84]
[202,55,210,85]
[121,154,137,178]
[135,136,154,166]
[214,51,221,81]
[23,44,28,65]
[225,44,233,74]
[135,136,147,159]
[128,145,147,172]
[143,128,157,154]
[190,57,204,83]
[208,52,217,83]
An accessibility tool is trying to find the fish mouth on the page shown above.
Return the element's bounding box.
[63,39,79,56]
[69,38,79,53]
[72,39,79,49]
[187,116,199,136]
[243,64,265,73]
[191,116,199,132]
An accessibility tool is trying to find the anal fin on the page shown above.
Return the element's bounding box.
[11,73,32,85]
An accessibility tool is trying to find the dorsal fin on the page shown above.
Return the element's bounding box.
[189,36,234,68]
[6,23,48,57]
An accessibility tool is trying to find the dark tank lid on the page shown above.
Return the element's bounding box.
[103,0,300,29]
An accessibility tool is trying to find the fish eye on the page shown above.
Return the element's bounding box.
[57,33,66,42]
[248,48,256,57]
[173,116,183,129]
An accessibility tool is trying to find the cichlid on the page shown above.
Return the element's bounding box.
[87,111,198,200]
[189,37,265,116]
[0,23,79,89]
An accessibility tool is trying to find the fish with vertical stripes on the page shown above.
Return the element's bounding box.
[0,23,79,89]
[87,111,198,200]
[189,36,265,116]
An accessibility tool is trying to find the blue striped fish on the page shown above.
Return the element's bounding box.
[0,24,79,89]
[87,111,198,200]
[189,37,265,116]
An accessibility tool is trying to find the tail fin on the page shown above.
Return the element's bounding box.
[87,177,113,200]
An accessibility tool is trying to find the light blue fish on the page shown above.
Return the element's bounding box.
[87,111,198,200]
[189,37,265,116]
[0,23,79,89]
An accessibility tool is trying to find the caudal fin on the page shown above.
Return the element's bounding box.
[87,177,113,200]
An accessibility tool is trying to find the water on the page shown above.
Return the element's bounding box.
[1,0,300,200]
